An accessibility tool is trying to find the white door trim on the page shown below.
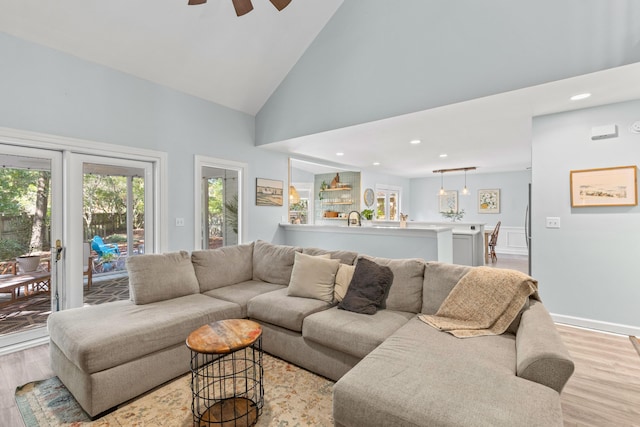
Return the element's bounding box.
[194,155,248,249]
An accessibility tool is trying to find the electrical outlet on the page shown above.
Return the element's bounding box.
[175,217,185,227]
[545,217,560,228]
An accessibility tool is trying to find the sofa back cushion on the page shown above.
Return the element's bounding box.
[191,242,254,292]
[302,247,358,265]
[421,262,472,315]
[252,240,301,285]
[361,255,425,313]
[126,251,200,305]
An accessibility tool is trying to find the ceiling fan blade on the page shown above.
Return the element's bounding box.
[187,0,207,5]
[269,0,292,11]
[232,0,254,16]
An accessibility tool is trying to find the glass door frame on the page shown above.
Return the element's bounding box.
[66,153,156,309]
[0,143,62,350]
[194,155,248,250]
[0,127,167,353]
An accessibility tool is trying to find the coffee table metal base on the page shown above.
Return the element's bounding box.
[187,320,264,427]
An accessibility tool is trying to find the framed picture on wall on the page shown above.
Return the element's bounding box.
[478,189,500,213]
[256,178,283,206]
[570,165,638,207]
[438,190,458,213]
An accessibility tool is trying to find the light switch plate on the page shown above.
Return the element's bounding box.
[175,217,185,227]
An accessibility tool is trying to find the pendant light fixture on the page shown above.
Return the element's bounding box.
[462,169,470,195]
[434,167,477,196]
[289,185,300,204]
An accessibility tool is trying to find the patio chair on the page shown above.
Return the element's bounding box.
[91,235,120,258]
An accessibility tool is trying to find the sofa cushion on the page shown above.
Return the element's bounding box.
[248,288,332,332]
[287,252,340,303]
[126,251,200,305]
[191,242,254,292]
[333,317,564,427]
[422,261,472,315]
[361,255,425,313]
[303,307,414,359]
[334,264,355,302]
[47,294,241,374]
[302,247,358,265]
[252,240,301,285]
[203,280,285,318]
[338,257,393,315]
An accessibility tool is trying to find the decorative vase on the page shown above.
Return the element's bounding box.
[16,255,41,273]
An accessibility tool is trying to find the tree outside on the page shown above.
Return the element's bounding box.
[0,168,51,261]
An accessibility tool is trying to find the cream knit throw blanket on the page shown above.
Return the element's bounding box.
[419,267,539,338]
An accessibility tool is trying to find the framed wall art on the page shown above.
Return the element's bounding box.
[438,190,458,213]
[256,178,283,206]
[478,189,500,213]
[570,165,637,207]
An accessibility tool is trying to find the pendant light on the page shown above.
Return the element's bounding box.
[439,172,446,195]
[289,185,300,204]
[462,169,469,195]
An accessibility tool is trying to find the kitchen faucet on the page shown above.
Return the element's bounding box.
[347,210,361,226]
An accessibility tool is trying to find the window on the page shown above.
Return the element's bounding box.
[375,185,401,221]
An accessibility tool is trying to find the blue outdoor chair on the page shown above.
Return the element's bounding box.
[91,235,120,258]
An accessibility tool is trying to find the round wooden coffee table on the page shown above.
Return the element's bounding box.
[186,319,264,427]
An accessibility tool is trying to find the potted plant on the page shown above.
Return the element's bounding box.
[16,246,41,273]
[441,209,465,222]
[100,252,117,272]
[360,209,374,220]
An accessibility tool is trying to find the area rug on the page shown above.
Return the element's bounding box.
[15,354,334,426]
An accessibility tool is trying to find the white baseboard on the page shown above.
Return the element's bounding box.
[0,335,49,356]
[551,313,640,336]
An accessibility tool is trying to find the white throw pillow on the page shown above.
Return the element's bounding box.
[334,263,356,302]
[287,252,339,303]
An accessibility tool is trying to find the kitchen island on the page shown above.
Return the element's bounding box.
[279,223,453,263]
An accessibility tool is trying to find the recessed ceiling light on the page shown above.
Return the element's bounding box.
[373,162,380,166]
[570,93,591,101]
[336,152,344,156]
[410,139,421,145]
[439,154,448,158]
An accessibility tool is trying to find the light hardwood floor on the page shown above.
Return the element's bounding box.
[1,325,638,426]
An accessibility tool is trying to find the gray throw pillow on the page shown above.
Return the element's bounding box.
[338,257,394,315]
[126,251,200,305]
[287,252,339,303]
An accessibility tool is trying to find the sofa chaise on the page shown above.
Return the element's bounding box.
[47,240,574,425]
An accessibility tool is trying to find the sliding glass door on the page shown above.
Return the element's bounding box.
[66,154,154,309]
[0,145,62,348]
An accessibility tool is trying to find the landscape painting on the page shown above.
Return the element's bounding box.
[570,166,637,207]
[256,178,283,206]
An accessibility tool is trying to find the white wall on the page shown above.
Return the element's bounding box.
[532,99,640,335]
[257,0,640,145]
[410,170,531,227]
[0,32,289,250]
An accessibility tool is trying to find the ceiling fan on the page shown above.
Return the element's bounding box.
[188,0,292,17]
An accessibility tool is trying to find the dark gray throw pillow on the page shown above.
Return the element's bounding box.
[338,257,394,315]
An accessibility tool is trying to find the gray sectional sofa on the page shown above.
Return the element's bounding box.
[47,240,574,425]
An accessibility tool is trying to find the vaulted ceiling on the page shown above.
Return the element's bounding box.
[0,0,343,115]
[2,0,640,177]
